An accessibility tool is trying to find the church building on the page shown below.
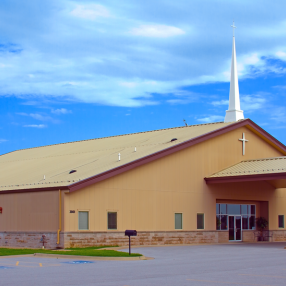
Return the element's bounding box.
[1,32,286,249]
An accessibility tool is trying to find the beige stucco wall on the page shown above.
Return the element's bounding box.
[0,191,59,231]
[63,126,284,232]
[269,188,286,230]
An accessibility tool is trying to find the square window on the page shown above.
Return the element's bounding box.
[197,213,204,229]
[242,215,248,229]
[251,205,256,215]
[278,215,284,228]
[241,205,247,215]
[249,215,255,230]
[216,204,220,214]
[175,213,182,229]
[108,212,117,230]
[221,215,228,230]
[220,204,227,214]
[78,211,89,230]
[227,204,240,215]
[216,215,221,230]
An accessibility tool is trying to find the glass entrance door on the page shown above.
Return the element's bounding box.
[229,215,242,241]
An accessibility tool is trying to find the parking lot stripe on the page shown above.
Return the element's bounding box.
[16,261,19,266]
[39,263,42,267]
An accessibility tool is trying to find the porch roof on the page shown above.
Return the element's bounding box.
[205,157,286,187]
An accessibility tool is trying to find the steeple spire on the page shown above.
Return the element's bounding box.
[224,22,244,123]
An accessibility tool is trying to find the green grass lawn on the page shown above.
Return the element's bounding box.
[0,246,142,257]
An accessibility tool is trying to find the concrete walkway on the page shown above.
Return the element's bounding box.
[1,242,286,285]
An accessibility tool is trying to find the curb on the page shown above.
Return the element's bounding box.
[33,253,153,261]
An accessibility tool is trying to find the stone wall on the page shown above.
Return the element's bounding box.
[2,230,286,248]
[273,230,286,241]
[63,231,220,248]
[0,232,64,249]
[217,231,229,243]
[242,230,255,242]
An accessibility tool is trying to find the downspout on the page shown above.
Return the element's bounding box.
[57,189,62,245]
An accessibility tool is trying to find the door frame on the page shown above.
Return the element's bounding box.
[228,215,242,242]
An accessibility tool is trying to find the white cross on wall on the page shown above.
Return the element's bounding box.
[239,133,248,155]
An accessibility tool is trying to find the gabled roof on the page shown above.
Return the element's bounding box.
[1,119,285,193]
[205,156,286,184]
[208,157,286,177]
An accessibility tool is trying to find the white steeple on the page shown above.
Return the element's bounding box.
[224,22,244,123]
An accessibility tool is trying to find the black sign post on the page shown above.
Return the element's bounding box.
[124,230,137,255]
[128,236,131,255]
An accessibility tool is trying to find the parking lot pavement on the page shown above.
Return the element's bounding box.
[1,243,286,286]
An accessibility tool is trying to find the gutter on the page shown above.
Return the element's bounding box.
[205,172,286,184]
[57,189,62,245]
[0,186,69,195]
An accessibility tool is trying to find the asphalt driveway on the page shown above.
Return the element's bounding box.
[1,242,286,286]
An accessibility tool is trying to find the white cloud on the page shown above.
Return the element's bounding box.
[70,4,110,20]
[236,53,266,77]
[273,85,286,89]
[130,24,185,38]
[17,112,52,121]
[211,100,229,106]
[119,82,138,88]
[241,53,261,66]
[30,113,51,121]
[0,139,8,143]
[271,107,286,123]
[210,95,266,112]
[167,98,193,104]
[276,51,286,60]
[24,124,47,128]
[166,90,200,105]
[0,0,286,108]
[241,95,266,111]
[197,115,224,123]
[51,108,72,115]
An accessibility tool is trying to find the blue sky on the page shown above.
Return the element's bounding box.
[1,0,286,155]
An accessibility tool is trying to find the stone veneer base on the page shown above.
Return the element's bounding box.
[1,230,286,249]
[0,232,64,249]
[64,231,221,248]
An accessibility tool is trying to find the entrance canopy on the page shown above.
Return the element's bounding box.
[205,157,286,188]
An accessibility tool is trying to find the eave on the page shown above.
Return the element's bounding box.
[0,186,69,195]
[205,172,286,185]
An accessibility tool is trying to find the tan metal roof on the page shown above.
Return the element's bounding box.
[208,157,286,178]
[0,121,237,191]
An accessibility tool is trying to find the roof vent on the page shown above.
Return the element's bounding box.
[69,170,77,174]
[171,138,177,142]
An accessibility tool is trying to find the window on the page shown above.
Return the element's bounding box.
[175,213,182,229]
[108,212,117,229]
[78,211,89,230]
[278,215,284,228]
[197,213,204,229]
[216,215,228,230]
[216,203,256,230]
